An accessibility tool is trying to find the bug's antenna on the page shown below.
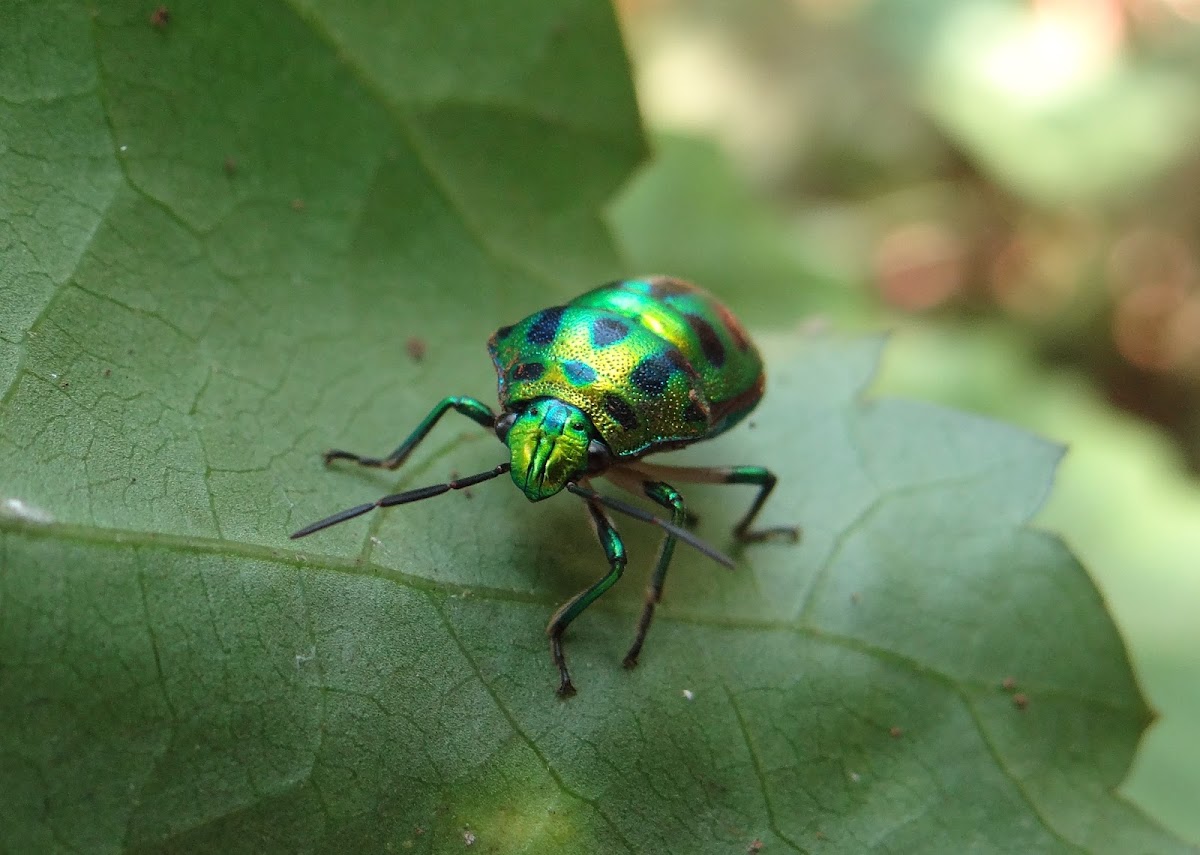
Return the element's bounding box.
[291,463,511,539]
[566,482,735,569]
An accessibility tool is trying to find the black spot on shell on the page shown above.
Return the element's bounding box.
[510,362,545,382]
[683,400,707,422]
[590,316,629,348]
[494,324,514,340]
[630,353,678,396]
[686,313,726,367]
[603,394,638,430]
[562,360,597,385]
[526,306,566,345]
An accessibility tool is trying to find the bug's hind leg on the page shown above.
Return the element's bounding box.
[324,396,496,470]
[547,495,627,698]
[724,467,800,544]
[625,462,800,544]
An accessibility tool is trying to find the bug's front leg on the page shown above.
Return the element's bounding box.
[547,498,626,697]
[324,396,496,470]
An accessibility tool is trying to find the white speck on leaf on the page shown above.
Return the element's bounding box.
[1,498,55,524]
[682,689,694,701]
[463,830,475,846]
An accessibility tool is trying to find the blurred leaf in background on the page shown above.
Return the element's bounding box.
[616,0,1200,844]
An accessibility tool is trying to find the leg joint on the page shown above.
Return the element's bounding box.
[643,481,686,516]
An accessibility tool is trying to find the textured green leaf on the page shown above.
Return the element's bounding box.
[877,322,1200,845]
[0,1,1189,853]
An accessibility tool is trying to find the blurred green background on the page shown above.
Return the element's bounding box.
[609,0,1200,843]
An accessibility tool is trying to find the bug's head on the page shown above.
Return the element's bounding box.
[495,399,610,502]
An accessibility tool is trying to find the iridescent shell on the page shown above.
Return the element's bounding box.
[488,277,764,457]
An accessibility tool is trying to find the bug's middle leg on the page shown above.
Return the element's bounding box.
[547,497,626,698]
[627,461,800,544]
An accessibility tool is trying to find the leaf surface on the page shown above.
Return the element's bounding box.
[0,2,1188,852]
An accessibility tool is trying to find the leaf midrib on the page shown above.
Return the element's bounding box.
[0,517,1144,720]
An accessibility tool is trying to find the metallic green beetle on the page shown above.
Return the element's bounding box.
[292,276,797,696]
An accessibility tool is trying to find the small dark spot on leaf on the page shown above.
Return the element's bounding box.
[1002,676,1017,692]
[103,368,112,378]
[149,6,170,29]
[223,156,237,176]
[889,726,903,739]
[1013,693,1029,710]
[291,198,305,212]
[405,336,427,362]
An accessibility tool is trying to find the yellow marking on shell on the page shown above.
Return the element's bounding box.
[641,314,668,339]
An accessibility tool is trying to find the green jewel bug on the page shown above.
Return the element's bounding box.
[292,276,798,696]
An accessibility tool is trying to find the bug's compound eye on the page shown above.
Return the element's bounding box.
[494,412,516,441]
[570,420,586,432]
[586,439,612,473]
